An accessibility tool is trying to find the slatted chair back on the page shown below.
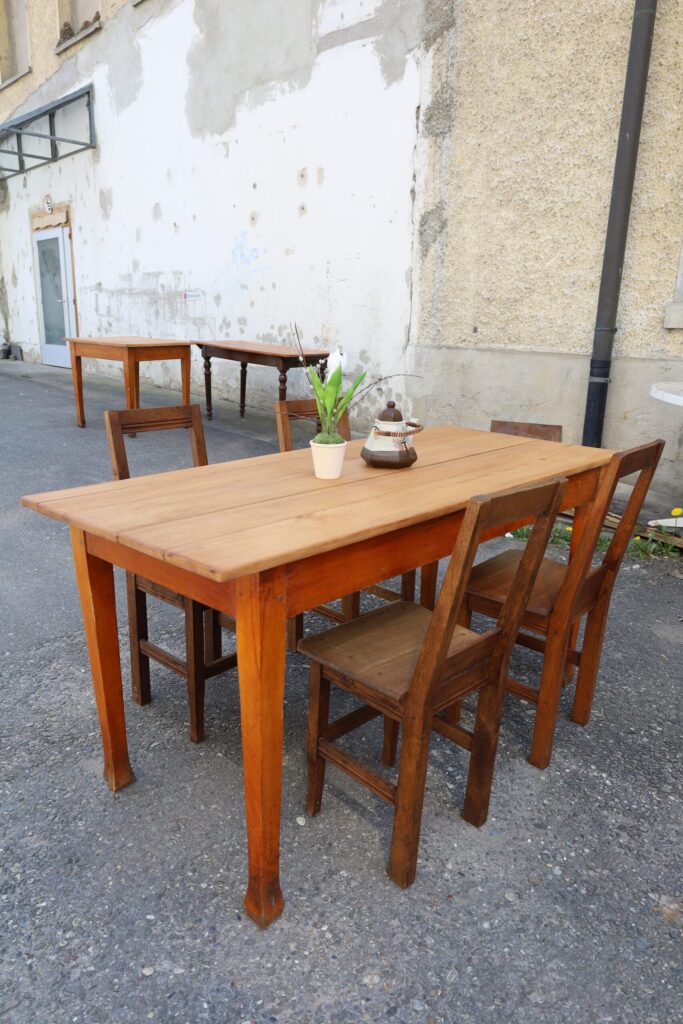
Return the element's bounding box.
[553,440,664,622]
[406,478,566,711]
[104,405,208,481]
[490,420,563,442]
[274,398,351,453]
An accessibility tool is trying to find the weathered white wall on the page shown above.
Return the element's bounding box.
[0,0,427,416]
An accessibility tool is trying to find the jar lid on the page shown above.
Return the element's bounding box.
[377,400,403,423]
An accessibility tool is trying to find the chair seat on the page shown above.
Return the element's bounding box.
[298,601,484,707]
[468,550,568,623]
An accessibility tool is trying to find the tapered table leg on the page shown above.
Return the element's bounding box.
[70,344,85,427]
[123,354,136,411]
[180,350,191,405]
[71,528,134,791]
[235,567,287,927]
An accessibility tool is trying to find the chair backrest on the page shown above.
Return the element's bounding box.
[274,398,351,453]
[406,477,567,709]
[104,405,208,481]
[555,439,664,620]
[490,420,563,443]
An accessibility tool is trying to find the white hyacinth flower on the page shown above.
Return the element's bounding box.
[326,348,346,376]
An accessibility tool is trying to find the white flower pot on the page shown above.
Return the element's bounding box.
[310,440,347,479]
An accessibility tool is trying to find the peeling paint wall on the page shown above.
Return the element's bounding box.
[409,0,683,495]
[0,0,426,414]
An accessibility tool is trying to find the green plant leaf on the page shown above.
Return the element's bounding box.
[322,366,342,429]
[308,366,327,426]
[335,371,366,423]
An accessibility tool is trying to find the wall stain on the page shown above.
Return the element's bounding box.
[186,0,436,138]
[0,277,10,343]
[419,201,446,257]
[99,188,113,219]
[185,0,317,138]
[422,81,453,136]
[422,0,456,51]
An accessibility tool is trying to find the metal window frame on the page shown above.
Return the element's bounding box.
[0,84,96,180]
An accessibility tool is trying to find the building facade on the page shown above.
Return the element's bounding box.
[1,1,681,496]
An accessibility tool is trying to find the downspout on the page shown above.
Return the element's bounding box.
[581,0,657,447]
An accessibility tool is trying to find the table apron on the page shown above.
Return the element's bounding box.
[71,343,126,362]
[70,344,190,363]
[199,346,322,370]
[85,534,236,615]
[131,347,190,363]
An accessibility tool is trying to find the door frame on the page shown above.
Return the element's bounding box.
[33,223,78,369]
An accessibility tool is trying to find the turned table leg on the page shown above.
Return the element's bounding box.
[278,368,288,403]
[239,362,248,418]
[71,528,134,791]
[235,567,287,927]
[202,348,213,420]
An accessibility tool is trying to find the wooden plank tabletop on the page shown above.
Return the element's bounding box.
[198,340,329,358]
[22,427,612,583]
[68,337,194,349]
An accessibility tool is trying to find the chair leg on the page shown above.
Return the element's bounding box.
[306,662,330,816]
[528,628,569,769]
[126,573,150,705]
[446,603,472,725]
[388,716,431,888]
[185,599,206,743]
[462,676,505,827]
[381,717,399,767]
[287,613,304,652]
[341,591,361,621]
[563,618,581,685]
[571,594,610,726]
[204,608,222,663]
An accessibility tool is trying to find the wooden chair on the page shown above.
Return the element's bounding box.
[104,405,237,742]
[275,399,437,651]
[491,420,563,442]
[460,439,664,769]
[298,477,566,888]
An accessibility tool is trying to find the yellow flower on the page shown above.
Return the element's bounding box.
[565,526,572,532]
[672,507,683,517]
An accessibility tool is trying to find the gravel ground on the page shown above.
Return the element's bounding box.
[1,362,681,1024]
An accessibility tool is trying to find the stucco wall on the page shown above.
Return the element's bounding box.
[409,0,683,495]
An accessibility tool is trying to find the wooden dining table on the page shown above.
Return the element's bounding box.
[21,426,612,927]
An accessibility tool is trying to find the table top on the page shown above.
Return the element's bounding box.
[197,339,329,358]
[649,381,683,407]
[67,337,193,349]
[22,426,612,584]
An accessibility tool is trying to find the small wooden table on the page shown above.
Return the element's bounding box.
[67,337,193,428]
[196,340,329,419]
[22,427,612,927]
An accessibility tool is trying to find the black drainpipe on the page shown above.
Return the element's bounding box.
[581,0,657,448]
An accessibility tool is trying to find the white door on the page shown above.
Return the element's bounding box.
[34,226,77,369]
